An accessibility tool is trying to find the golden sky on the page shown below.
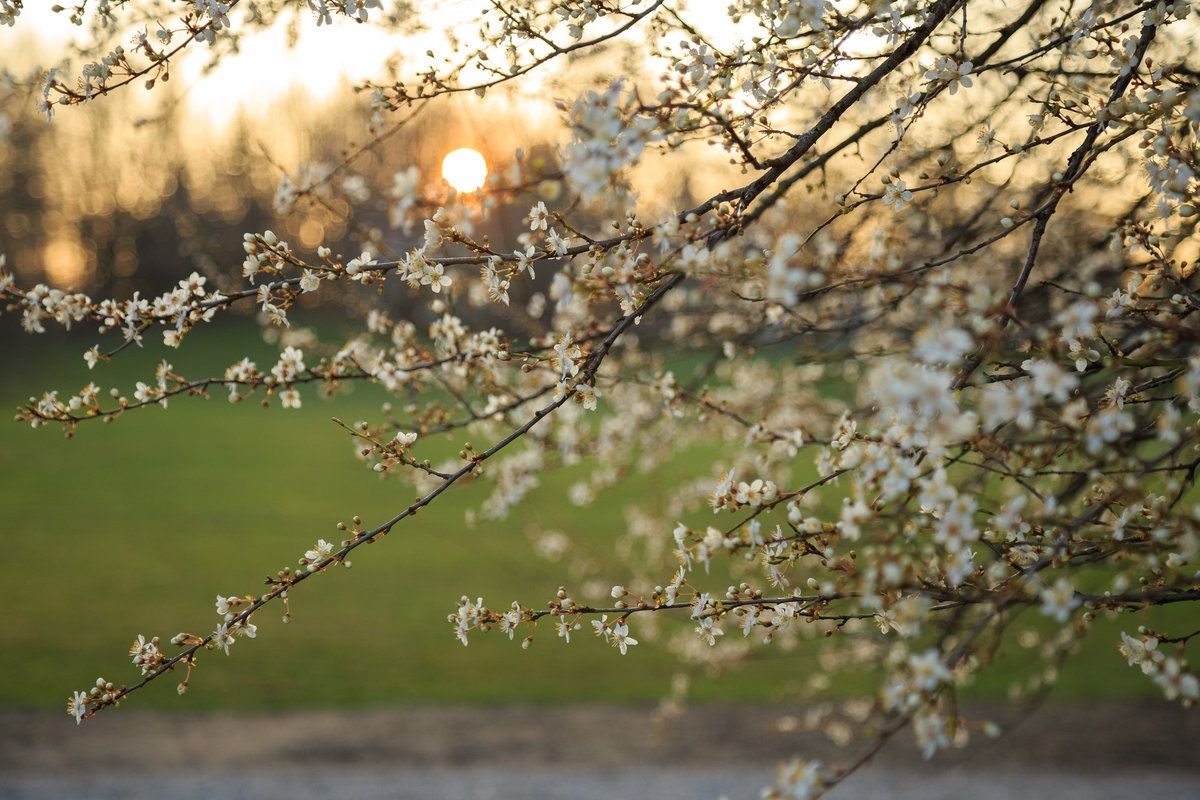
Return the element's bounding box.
[5,3,490,126]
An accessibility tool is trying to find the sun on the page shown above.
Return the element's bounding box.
[441,147,488,193]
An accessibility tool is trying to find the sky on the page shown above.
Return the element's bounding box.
[1,1,773,128]
[3,3,486,126]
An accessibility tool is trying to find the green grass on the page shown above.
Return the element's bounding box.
[0,324,1183,711]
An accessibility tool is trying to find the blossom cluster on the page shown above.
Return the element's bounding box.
[4,0,1199,792]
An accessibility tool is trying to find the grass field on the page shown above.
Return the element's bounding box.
[0,323,1184,710]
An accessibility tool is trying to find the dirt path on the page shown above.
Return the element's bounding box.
[3,765,1198,800]
[1,702,1196,798]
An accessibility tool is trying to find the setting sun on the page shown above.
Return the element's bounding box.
[441,147,488,193]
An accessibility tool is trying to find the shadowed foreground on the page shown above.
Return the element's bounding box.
[5,766,1196,800]
[1,702,1196,799]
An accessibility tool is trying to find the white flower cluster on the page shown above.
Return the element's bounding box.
[273,163,332,214]
[0,0,20,26]
[923,57,973,95]
[761,757,824,800]
[561,80,659,202]
[192,0,232,44]
[1119,632,1199,705]
[212,594,258,654]
[774,0,830,37]
[1,262,221,350]
[555,2,599,40]
[309,0,382,25]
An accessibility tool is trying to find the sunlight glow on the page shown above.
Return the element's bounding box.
[441,148,488,193]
